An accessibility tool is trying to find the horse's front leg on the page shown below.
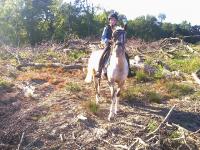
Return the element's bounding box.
[114,81,124,115]
[108,82,115,121]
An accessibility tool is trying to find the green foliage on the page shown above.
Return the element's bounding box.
[0,0,200,46]
[167,57,200,73]
[153,66,165,79]
[169,130,182,139]
[0,0,26,46]
[121,85,146,102]
[66,82,81,92]
[135,70,150,82]
[33,50,61,63]
[166,82,194,98]
[67,50,87,61]
[88,101,99,114]
[147,120,158,132]
[0,77,13,90]
[127,15,162,41]
[146,91,162,103]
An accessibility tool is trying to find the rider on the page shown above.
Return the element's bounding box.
[95,12,132,78]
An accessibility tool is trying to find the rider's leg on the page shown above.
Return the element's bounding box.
[95,45,111,78]
[125,52,133,77]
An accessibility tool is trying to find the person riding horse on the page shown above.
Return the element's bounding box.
[95,12,132,78]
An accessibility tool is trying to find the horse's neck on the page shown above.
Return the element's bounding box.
[110,52,126,66]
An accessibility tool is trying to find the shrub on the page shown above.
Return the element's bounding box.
[135,70,149,82]
[65,82,81,92]
[146,91,163,103]
[147,120,158,132]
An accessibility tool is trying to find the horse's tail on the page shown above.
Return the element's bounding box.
[85,57,96,83]
[85,67,94,83]
[85,50,102,83]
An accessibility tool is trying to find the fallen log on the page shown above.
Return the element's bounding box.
[16,62,84,70]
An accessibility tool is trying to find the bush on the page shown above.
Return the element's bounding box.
[135,70,150,82]
[65,82,81,92]
[146,91,163,103]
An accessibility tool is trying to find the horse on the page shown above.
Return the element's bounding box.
[85,27,129,121]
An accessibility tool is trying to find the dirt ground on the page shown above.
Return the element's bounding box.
[0,39,200,149]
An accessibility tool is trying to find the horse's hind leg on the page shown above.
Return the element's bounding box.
[92,72,100,104]
[95,78,101,104]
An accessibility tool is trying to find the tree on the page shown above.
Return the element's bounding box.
[158,13,166,23]
[21,0,62,45]
[0,0,26,46]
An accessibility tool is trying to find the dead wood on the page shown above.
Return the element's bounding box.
[147,105,176,137]
[3,46,22,65]
[17,132,25,150]
[16,62,84,70]
[102,139,129,149]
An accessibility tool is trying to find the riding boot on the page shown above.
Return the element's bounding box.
[125,52,133,78]
[95,45,110,78]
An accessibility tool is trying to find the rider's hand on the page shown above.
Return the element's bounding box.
[122,18,128,25]
[108,40,113,44]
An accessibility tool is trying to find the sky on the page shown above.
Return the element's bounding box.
[65,0,200,25]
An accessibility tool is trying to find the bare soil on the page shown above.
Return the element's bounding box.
[0,39,200,150]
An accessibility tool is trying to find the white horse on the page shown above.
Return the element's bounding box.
[85,27,128,121]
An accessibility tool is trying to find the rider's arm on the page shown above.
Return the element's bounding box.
[101,26,109,45]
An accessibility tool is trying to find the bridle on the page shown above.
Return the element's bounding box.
[112,29,126,49]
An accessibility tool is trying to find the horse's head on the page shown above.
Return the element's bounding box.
[112,27,126,56]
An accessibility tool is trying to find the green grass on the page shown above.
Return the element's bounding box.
[166,82,194,98]
[121,86,145,101]
[146,91,163,103]
[169,130,182,139]
[88,101,99,114]
[153,66,165,79]
[82,100,99,114]
[67,50,86,61]
[34,50,62,63]
[0,77,13,90]
[167,57,200,73]
[65,82,81,92]
[121,85,163,103]
[135,70,150,82]
[147,120,158,132]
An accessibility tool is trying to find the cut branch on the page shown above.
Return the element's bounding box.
[17,132,25,150]
[147,105,176,136]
